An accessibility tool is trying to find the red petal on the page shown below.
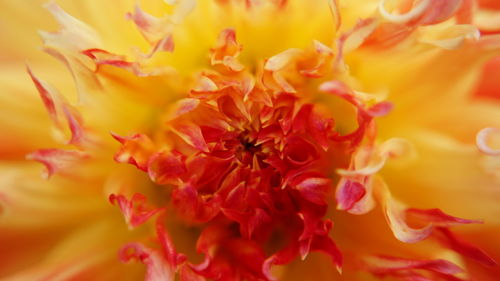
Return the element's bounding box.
[172,184,222,222]
[293,176,331,205]
[148,152,187,185]
[310,235,343,273]
[262,243,299,281]
[180,265,206,281]
[284,136,319,166]
[156,217,186,267]
[406,208,482,227]
[474,57,500,101]
[435,227,498,266]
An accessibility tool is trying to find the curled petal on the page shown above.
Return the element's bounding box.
[334,18,377,71]
[373,177,433,243]
[119,243,175,281]
[378,0,431,24]
[319,80,390,115]
[476,127,500,155]
[263,243,299,281]
[109,193,163,229]
[338,138,414,177]
[126,4,171,45]
[211,29,244,72]
[126,5,177,57]
[299,40,334,78]
[340,18,378,53]
[111,133,156,171]
[27,149,89,179]
[384,198,433,243]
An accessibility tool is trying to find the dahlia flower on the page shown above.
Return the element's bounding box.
[1,0,500,280]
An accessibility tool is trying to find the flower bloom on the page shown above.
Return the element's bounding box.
[1,0,500,280]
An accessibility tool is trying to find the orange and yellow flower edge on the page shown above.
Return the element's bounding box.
[1,0,500,280]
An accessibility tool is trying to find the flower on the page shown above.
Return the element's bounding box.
[1,0,500,280]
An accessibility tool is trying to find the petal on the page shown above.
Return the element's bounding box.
[27,66,87,146]
[41,2,101,51]
[26,149,89,179]
[476,127,500,156]
[418,24,480,50]
[147,152,187,185]
[170,122,209,152]
[109,193,163,229]
[210,28,244,72]
[434,227,498,267]
[365,255,463,276]
[293,176,331,205]
[373,177,433,243]
[335,179,366,211]
[119,243,175,281]
[406,208,482,227]
[111,133,156,171]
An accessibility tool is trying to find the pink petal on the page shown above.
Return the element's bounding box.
[27,149,89,179]
[406,208,482,227]
[119,243,175,281]
[476,127,500,156]
[109,193,163,229]
[366,255,463,275]
[336,179,366,211]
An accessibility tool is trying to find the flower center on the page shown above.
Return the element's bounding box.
[111,29,346,279]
